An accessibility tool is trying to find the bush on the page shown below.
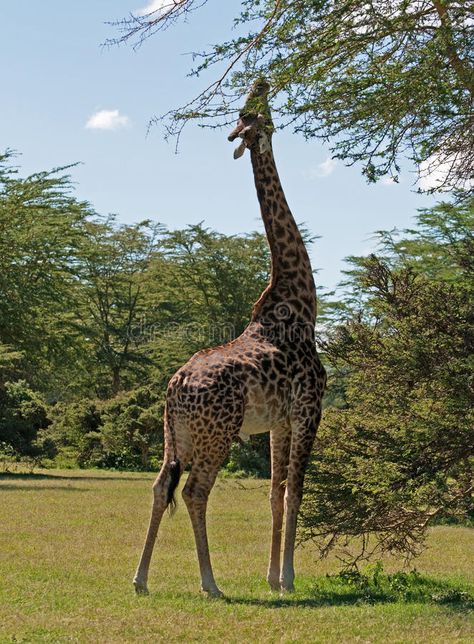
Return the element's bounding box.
[310,562,474,607]
[45,385,165,470]
[99,385,165,470]
[46,400,102,468]
[224,436,270,478]
[301,259,474,564]
[0,380,50,457]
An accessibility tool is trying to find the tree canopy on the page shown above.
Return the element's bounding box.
[110,0,474,195]
[300,197,474,563]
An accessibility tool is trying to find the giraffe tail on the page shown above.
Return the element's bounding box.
[166,459,181,515]
[163,404,182,514]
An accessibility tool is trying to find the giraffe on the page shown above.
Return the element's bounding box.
[133,79,326,597]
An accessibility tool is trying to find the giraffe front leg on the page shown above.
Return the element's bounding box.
[267,429,291,591]
[280,419,317,593]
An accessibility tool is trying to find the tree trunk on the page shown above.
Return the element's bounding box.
[111,366,121,396]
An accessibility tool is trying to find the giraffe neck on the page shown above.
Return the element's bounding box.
[249,144,316,328]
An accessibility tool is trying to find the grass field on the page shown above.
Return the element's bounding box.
[0,469,473,643]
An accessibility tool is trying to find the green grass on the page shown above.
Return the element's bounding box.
[0,469,473,643]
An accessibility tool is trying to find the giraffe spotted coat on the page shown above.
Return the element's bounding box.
[134,80,326,597]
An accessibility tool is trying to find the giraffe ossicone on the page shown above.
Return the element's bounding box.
[133,79,326,598]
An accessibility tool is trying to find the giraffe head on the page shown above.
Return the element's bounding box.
[228,78,274,159]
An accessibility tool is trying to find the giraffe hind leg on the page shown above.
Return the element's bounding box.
[133,459,183,594]
[182,434,235,597]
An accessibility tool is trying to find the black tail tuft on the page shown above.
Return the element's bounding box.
[166,459,181,514]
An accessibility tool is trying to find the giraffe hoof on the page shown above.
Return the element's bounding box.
[267,578,281,592]
[133,579,149,595]
[201,586,224,598]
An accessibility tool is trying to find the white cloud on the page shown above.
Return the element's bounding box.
[306,156,337,179]
[135,0,183,17]
[418,154,456,192]
[85,109,130,131]
[418,151,473,193]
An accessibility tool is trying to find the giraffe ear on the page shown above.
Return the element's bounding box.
[233,140,247,160]
[259,132,271,155]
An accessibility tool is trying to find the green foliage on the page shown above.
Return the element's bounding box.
[224,437,271,478]
[76,217,164,397]
[374,199,474,283]
[0,344,22,388]
[99,385,165,470]
[146,224,269,362]
[0,151,94,396]
[0,153,273,472]
[45,386,164,470]
[46,399,102,468]
[113,1,474,194]
[301,199,474,563]
[0,380,50,456]
[311,562,474,608]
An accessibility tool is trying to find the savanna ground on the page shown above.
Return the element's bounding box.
[0,469,473,643]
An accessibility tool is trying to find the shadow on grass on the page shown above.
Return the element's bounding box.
[0,483,92,492]
[0,471,151,482]
[224,570,474,613]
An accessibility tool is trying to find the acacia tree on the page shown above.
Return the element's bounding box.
[77,217,164,397]
[110,0,474,194]
[299,199,474,564]
[0,151,94,397]
[157,223,269,333]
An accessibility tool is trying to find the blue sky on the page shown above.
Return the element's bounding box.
[1,1,438,291]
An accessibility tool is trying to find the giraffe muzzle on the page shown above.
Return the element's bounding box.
[228,123,257,160]
[227,124,242,142]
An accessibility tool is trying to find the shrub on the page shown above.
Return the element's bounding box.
[100,385,165,470]
[224,436,270,478]
[46,399,102,467]
[0,380,50,456]
[45,385,165,470]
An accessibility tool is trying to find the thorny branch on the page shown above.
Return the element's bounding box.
[106,0,474,195]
